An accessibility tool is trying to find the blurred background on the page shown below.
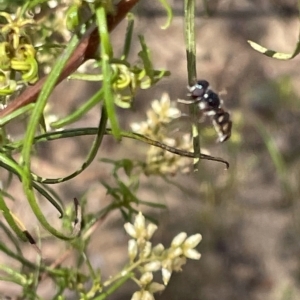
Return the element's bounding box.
[2,0,300,299]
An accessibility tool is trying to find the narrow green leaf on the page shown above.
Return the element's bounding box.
[138,35,154,80]
[139,200,166,209]
[157,0,173,29]
[0,103,35,127]
[20,32,80,240]
[96,5,121,140]
[0,192,27,242]
[248,40,300,60]
[122,14,135,60]
[248,0,300,60]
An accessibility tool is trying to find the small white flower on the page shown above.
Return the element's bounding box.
[131,291,142,300]
[148,282,165,294]
[132,290,155,300]
[131,121,149,134]
[129,92,194,175]
[141,241,152,258]
[124,212,148,240]
[171,232,187,248]
[146,109,159,125]
[152,243,165,256]
[141,291,155,300]
[140,272,153,286]
[161,267,172,285]
[168,247,183,259]
[184,234,202,249]
[131,122,142,132]
[124,223,138,238]
[128,239,138,261]
[183,248,201,260]
[134,212,146,233]
[151,99,162,114]
[144,261,161,272]
[146,224,158,240]
[167,107,181,119]
[182,233,202,260]
[160,93,170,105]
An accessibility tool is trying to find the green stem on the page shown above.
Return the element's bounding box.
[20,33,80,240]
[184,0,197,85]
[184,0,201,171]
[96,5,121,140]
[3,128,229,169]
[94,272,133,300]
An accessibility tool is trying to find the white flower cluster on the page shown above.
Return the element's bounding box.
[130,93,193,175]
[124,212,202,300]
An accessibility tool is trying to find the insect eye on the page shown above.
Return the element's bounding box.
[204,90,220,108]
[196,80,209,89]
[189,80,209,98]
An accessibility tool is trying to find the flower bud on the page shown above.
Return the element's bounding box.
[144,261,161,272]
[171,232,187,248]
[134,212,146,233]
[152,243,165,256]
[128,239,138,261]
[146,223,157,240]
[183,248,201,260]
[162,268,171,285]
[168,247,183,259]
[184,234,202,249]
[148,282,165,293]
[140,291,155,300]
[124,223,137,238]
[140,272,153,286]
[141,241,152,258]
[131,291,142,300]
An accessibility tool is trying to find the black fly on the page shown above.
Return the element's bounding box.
[179,80,232,143]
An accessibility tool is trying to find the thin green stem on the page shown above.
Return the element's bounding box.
[184,0,197,85]
[96,5,120,140]
[184,0,200,171]
[3,128,229,169]
[20,33,80,240]
[94,272,133,300]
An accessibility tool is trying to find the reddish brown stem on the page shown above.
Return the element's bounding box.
[0,0,140,119]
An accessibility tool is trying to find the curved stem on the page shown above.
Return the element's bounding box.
[4,127,229,170]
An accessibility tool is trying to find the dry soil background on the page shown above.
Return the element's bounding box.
[2,1,300,300]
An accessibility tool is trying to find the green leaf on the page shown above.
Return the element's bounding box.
[122,13,135,60]
[248,40,300,60]
[20,31,81,240]
[96,5,120,140]
[157,0,173,29]
[138,35,154,81]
